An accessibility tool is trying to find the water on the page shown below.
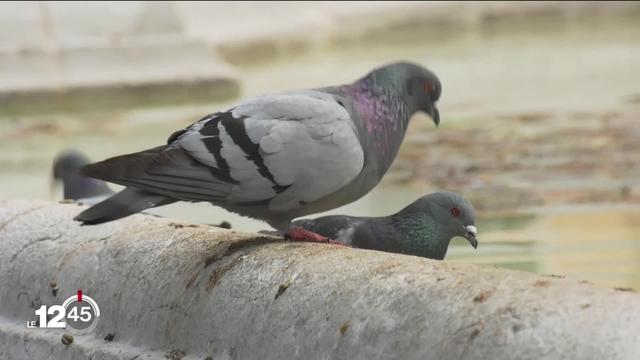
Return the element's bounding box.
[451,205,640,290]
[1,16,639,290]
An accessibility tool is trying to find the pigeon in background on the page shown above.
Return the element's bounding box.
[52,149,113,202]
[75,61,442,230]
[288,192,478,260]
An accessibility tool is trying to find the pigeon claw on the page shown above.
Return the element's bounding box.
[285,227,347,246]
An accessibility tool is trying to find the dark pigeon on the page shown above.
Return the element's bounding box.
[75,62,442,230]
[288,192,478,260]
[52,149,113,201]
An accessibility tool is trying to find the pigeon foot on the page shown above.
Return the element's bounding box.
[285,227,348,246]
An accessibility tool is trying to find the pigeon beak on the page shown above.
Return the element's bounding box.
[464,225,478,249]
[430,106,440,128]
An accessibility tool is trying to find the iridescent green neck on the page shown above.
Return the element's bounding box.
[394,215,451,260]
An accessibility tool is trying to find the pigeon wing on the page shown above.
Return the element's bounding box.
[83,92,364,209]
[175,91,365,211]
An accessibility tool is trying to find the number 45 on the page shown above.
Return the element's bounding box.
[67,306,92,322]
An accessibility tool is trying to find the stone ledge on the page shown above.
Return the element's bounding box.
[0,200,639,359]
[0,40,240,115]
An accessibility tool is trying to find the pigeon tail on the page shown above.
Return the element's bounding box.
[74,187,176,225]
[79,146,233,203]
[79,145,167,183]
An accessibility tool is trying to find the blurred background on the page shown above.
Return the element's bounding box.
[1,1,639,289]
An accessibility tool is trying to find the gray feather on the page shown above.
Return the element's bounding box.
[74,187,175,225]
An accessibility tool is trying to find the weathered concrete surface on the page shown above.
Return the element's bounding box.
[0,40,240,115]
[0,2,239,114]
[179,1,640,63]
[0,200,639,360]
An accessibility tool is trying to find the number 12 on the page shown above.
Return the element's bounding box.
[34,305,65,328]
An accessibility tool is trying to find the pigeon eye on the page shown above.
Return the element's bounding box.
[423,82,434,95]
[451,207,461,217]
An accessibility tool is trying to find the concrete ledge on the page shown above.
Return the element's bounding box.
[181,1,640,65]
[0,40,240,115]
[1,200,639,359]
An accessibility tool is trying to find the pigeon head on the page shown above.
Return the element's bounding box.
[52,149,91,182]
[401,191,478,250]
[367,61,442,126]
[342,61,442,171]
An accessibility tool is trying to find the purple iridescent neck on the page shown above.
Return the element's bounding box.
[341,79,412,172]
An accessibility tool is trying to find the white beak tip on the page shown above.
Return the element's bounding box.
[465,225,477,235]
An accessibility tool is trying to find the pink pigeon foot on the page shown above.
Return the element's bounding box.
[285,227,349,247]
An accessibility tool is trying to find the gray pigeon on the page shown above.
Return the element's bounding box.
[288,192,477,260]
[52,149,113,201]
[74,62,442,230]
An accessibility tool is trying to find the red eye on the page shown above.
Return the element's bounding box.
[451,207,461,217]
[424,82,434,94]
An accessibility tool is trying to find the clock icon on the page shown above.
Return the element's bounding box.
[60,290,101,334]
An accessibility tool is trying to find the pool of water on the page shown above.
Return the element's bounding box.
[1,15,639,290]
